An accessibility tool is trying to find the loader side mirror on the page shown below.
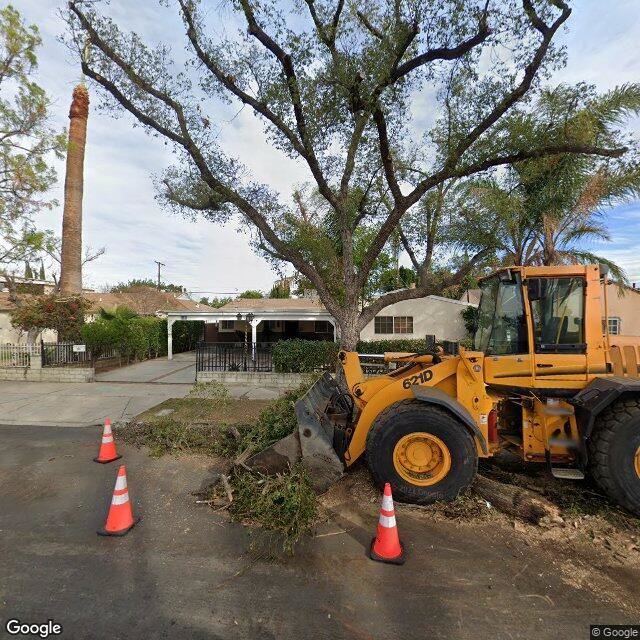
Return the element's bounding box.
[526,278,544,301]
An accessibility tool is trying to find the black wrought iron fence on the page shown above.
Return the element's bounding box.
[196,341,273,372]
[40,342,118,367]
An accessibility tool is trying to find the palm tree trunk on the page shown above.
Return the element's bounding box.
[59,84,89,294]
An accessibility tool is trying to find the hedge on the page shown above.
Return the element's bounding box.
[355,338,428,353]
[272,339,339,373]
[271,338,437,373]
[82,316,203,362]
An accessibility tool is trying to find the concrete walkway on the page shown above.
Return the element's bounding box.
[95,351,196,384]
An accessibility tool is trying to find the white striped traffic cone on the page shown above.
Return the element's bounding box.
[370,483,405,565]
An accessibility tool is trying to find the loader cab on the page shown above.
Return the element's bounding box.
[475,266,596,391]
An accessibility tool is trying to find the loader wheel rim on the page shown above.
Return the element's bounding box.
[635,445,640,479]
[393,432,452,486]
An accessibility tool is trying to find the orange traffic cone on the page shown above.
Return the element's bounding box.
[370,482,405,565]
[97,465,140,537]
[93,419,121,464]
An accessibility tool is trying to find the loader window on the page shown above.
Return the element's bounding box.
[474,276,528,355]
[529,277,585,353]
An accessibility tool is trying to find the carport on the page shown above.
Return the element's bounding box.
[165,299,337,360]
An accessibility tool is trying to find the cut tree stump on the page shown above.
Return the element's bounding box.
[474,474,563,525]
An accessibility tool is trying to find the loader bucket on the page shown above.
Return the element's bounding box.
[244,372,345,492]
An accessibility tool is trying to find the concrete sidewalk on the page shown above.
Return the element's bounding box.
[0,352,282,426]
[0,379,191,426]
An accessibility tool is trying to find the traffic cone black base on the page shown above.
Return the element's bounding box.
[97,516,141,537]
[369,538,405,565]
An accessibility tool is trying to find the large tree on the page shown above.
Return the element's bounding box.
[67,0,629,348]
[0,5,65,270]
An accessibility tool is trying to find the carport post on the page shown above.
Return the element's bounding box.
[167,317,174,360]
[328,318,338,342]
[250,318,260,360]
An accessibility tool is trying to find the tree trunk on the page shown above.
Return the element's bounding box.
[60,84,89,295]
[337,311,360,351]
[473,474,562,525]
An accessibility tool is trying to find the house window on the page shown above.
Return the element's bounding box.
[315,321,333,333]
[220,320,235,331]
[375,316,394,334]
[604,317,621,335]
[394,316,413,334]
[374,316,414,334]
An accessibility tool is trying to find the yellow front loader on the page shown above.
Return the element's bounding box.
[247,264,640,515]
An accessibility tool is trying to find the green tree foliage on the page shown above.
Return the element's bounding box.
[269,281,291,299]
[200,296,232,308]
[23,262,32,279]
[238,290,264,299]
[10,293,90,341]
[67,1,633,348]
[1,5,65,268]
[109,278,185,293]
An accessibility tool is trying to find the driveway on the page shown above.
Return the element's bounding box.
[95,351,196,384]
[1,424,637,640]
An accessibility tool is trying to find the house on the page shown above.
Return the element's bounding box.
[0,286,213,344]
[460,281,640,338]
[165,292,474,359]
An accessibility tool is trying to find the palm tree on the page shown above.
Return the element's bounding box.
[456,84,640,282]
[59,83,89,294]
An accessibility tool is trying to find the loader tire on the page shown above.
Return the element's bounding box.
[587,397,640,516]
[366,400,477,505]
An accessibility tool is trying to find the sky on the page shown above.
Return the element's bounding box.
[13,0,640,296]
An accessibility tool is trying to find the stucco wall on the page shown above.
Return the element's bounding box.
[0,311,56,344]
[607,285,640,336]
[359,295,473,342]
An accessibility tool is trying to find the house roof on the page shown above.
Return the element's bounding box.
[0,288,214,315]
[459,289,482,305]
[85,288,214,315]
[218,297,327,312]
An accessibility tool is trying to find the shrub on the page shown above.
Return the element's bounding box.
[10,293,90,341]
[82,312,168,361]
[356,338,427,354]
[461,305,480,337]
[229,464,318,554]
[233,376,319,456]
[271,339,339,373]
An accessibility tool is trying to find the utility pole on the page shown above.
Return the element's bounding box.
[154,261,165,290]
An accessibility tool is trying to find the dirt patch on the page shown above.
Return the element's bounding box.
[133,397,271,426]
[319,463,640,614]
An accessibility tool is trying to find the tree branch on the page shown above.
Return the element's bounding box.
[238,0,338,210]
